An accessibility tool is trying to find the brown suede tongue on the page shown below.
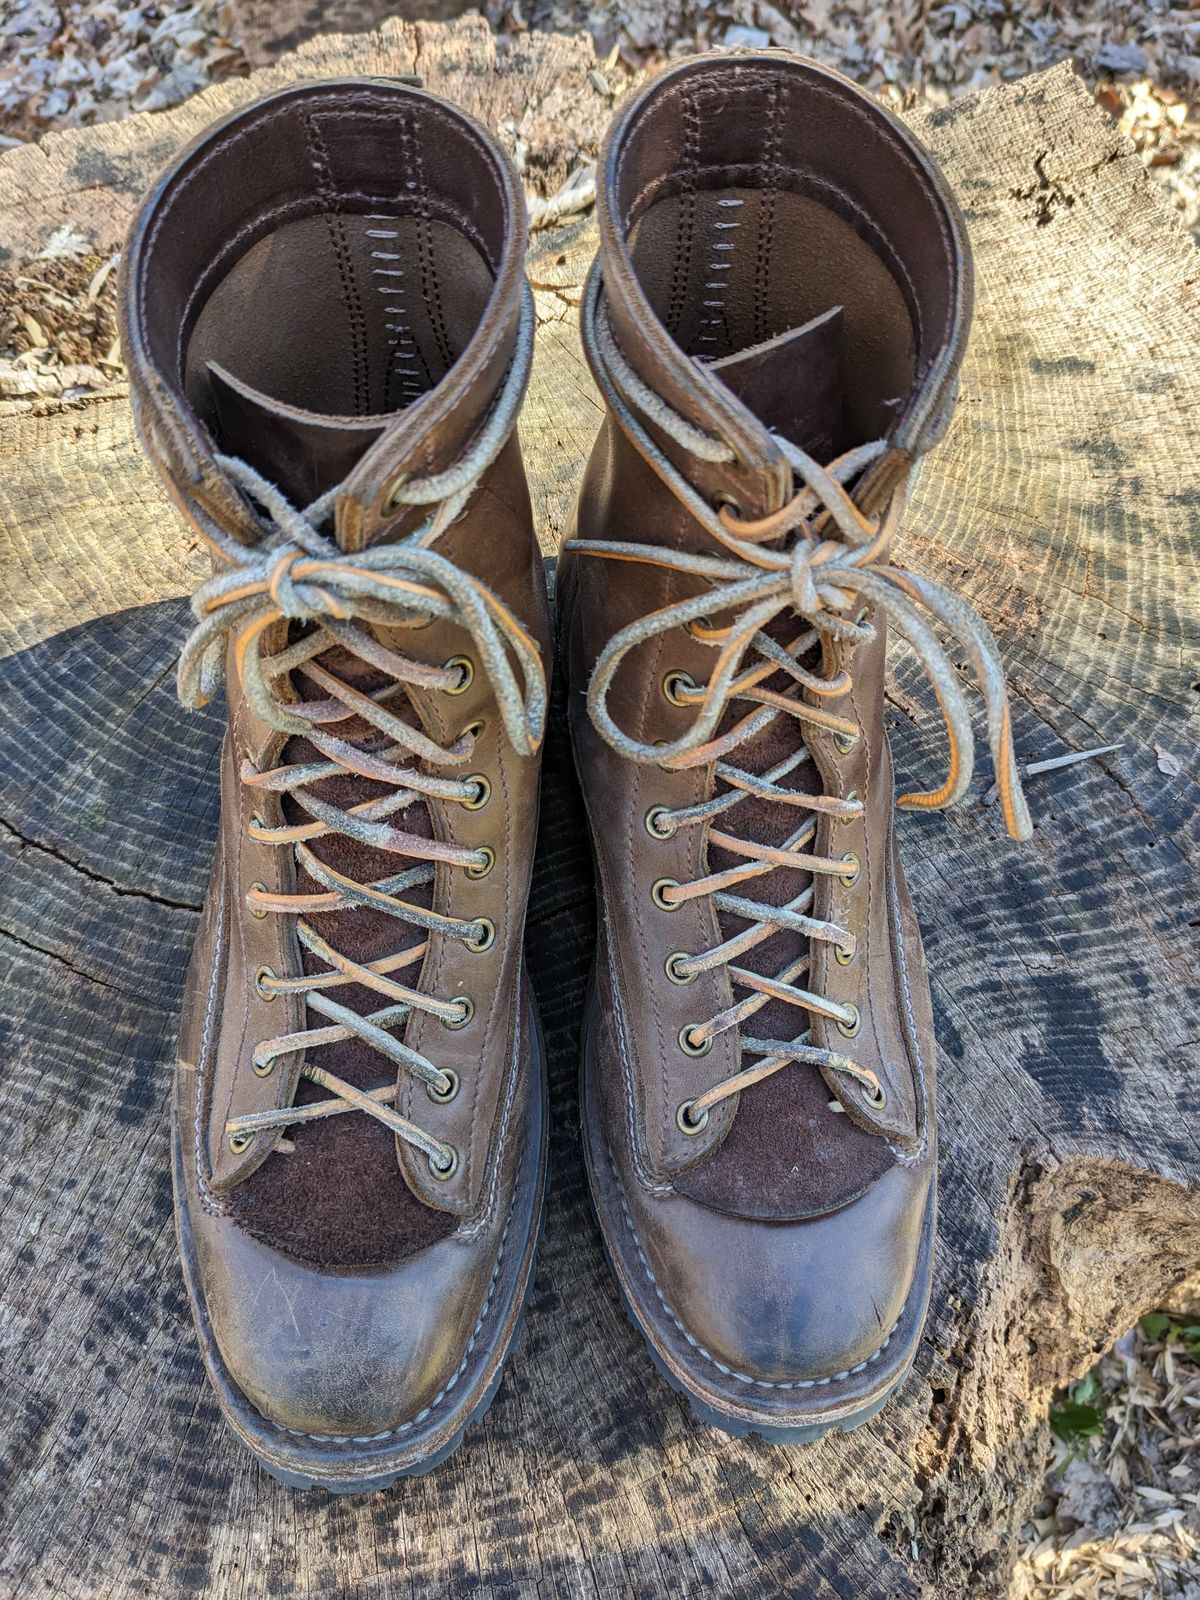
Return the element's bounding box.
[707,305,844,457]
[208,360,395,507]
[675,302,894,1222]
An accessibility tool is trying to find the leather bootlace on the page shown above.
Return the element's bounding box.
[566,279,1030,1126]
[176,302,545,1176]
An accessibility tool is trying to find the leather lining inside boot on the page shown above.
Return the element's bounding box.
[631,187,914,450]
[187,213,494,426]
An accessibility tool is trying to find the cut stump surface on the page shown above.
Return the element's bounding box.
[0,21,1197,1600]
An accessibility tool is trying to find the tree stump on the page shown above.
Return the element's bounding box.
[1,21,1197,1599]
[228,0,477,68]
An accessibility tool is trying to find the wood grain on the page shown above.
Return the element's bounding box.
[0,24,1197,1599]
[228,0,475,67]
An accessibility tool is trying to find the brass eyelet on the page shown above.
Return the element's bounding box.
[430,1145,459,1180]
[678,1024,713,1057]
[676,1098,710,1134]
[465,845,495,880]
[382,471,410,515]
[228,1130,252,1154]
[833,940,856,967]
[465,917,495,953]
[247,883,269,919]
[836,1004,862,1038]
[459,718,487,745]
[711,490,744,518]
[445,655,474,695]
[838,852,861,887]
[662,669,696,707]
[645,805,677,840]
[841,790,859,819]
[834,730,858,755]
[248,812,267,837]
[459,774,491,810]
[254,964,278,1001]
[664,951,696,985]
[442,998,474,1032]
[651,877,681,911]
[252,1054,275,1078]
[427,1067,461,1102]
[860,1079,887,1110]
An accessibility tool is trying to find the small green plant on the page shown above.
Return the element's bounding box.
[1139,1311,1200,1359]
[1049,1370,1104,1451]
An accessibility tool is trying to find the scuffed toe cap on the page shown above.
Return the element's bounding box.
[627,1161,931,1386]
[191,1210,499,1440]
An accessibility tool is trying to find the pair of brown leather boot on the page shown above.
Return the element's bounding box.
[121,52,1029,1491]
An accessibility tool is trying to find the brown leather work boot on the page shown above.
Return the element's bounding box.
[120,80,550,1489]
[560,52,1031,1440]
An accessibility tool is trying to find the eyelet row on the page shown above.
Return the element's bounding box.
[231,1131,467,1173]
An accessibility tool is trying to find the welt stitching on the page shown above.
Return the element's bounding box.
[304,112,370,416]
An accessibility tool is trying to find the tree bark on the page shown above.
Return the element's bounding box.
[0,22,1196,1599]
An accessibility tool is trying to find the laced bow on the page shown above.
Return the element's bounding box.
[177,301,545,1175]
[566,279,1030,1123]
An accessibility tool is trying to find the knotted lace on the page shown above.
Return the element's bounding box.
[566,279,1031,1124]
[177,301,545,1174]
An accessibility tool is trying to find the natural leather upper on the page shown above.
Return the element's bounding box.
[121,79,550,1268]
[562,53,995,1239]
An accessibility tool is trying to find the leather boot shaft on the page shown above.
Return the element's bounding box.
[563,52,1028,1436]
[121,80,550,1484]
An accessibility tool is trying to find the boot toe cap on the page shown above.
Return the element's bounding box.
[632,1161,931,1387]
[194,1218,497,1439]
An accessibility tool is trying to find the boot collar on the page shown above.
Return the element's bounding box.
[591,50,973,517]
[120,77,528,552]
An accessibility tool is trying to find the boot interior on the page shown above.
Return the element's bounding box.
[630,187,915,451]
[614,57,963,454]
[184,211,496,424]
